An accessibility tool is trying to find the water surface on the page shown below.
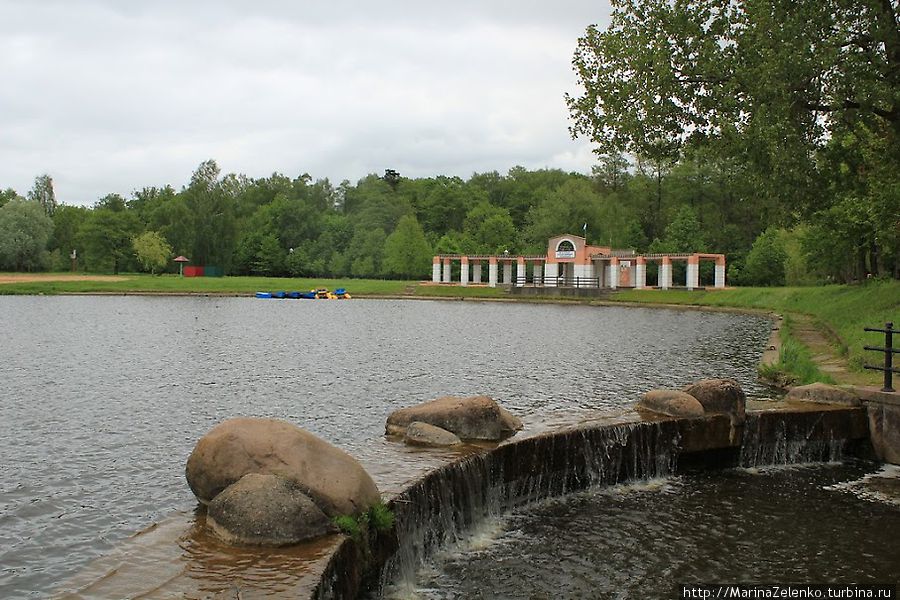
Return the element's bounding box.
[0,296,771,597]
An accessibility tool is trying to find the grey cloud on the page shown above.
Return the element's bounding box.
[0,0,611,204]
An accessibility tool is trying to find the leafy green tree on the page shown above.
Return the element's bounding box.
[651,205,706,253]
[77,199,141,273]
[743,228,788,286]
[0,188,20,208]
[132,231,173,274]
[463,202,517,254]
[567,0,900,249]
[181,160,237,270]
[0,198,53,271]
[383,214,433,278]
[28,174,58,217]
[347,227,387,277]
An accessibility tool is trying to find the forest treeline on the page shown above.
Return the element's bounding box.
[0,150,894,285]
[3,0,898,285]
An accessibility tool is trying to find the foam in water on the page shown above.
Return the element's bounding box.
[376,420,682,597]
[825,464,900,507]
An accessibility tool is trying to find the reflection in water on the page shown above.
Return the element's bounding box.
[394,463,900,600]
[59,509,341,599]
[0,296,773,598]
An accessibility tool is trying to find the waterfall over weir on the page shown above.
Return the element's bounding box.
[310,402,869,600]
[380,420,682,594]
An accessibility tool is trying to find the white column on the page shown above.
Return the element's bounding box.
[686,257,699,290]
[503,261,512,285]
[635,260,646,289]
[608,258,619,289]
[714,259,726,288]
[660,259,672,290]
[544,263,558,287]
[473,261,482,284]
[516,259,525,287]
[488,259,498,287]
[442,258,451,283]
[432,258,441,283]
[533,262,543,286]
[460,258,469,287]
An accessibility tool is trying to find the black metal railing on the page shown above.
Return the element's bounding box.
[864,322,897,392]
[511,276,601,288]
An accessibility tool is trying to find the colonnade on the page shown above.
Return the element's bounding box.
[432,253,726,289]
[627,254,726,290]
[432,256,546,287]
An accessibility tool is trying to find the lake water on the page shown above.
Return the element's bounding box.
[2,295,774,598]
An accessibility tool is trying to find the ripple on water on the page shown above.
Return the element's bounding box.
[0,296,773,598]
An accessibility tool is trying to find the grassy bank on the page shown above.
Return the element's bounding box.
[613,280,899,384]
[0,274,415,296]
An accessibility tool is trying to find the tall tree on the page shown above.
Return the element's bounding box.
[77,197,141,274]
[181,160,236,270]
[28,174,58,217]
[0,198,53,271]
[567,0,900,279]
[383,214,433,278]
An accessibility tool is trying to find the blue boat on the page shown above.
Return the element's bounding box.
[255,292,272,298]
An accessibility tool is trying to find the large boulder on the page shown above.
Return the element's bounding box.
[186,417,380,517]
[386,395,522,441]
[636,390,705,418]
[682,378,746,425]
[404,421,462,447]
[786,382,861,407]
[207,473,335,546]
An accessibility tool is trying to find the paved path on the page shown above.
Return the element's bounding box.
[790,314,874,386]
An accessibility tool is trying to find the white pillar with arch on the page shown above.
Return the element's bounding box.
[460,257,469,287]
[488,258,498,287]
[635,258,646,289]
[608,257,620,289]
[686,256,699,290]
[544,263,558,287]
[516,258,525,287]
[714,257,726,288]
[442,258,452,283]
[432,257,441,283]
[660,257,672,290]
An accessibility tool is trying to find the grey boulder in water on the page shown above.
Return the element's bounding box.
[682,378,747,425]
[186,417,381,519]
[207,472,336,546]
[386,395,523,442]
[404,421,463,447]
[636,389,705,418]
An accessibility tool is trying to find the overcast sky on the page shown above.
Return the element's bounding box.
[0,1,611,206]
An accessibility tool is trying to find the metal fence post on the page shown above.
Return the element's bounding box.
[864,322,896,392]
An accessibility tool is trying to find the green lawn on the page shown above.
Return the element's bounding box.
[0,274,414,296]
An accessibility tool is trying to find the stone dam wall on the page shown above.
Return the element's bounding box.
[309,403,871,600]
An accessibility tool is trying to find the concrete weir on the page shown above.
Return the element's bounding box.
[58,402,873,598]
[310,402,870,600]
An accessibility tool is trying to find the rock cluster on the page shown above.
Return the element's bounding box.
[637,378,747,425]
[186,417,380,546]
[386,395,523,446]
